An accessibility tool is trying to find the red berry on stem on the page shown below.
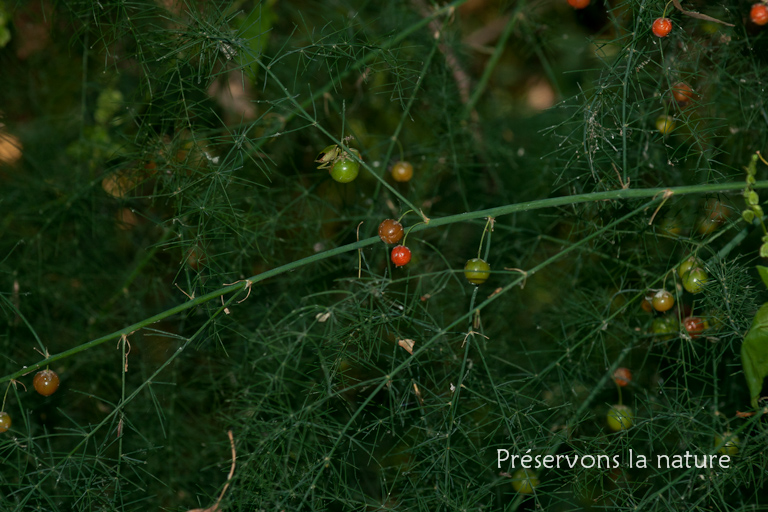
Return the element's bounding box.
[652,18,672,37]
[613,367,632,387]
[751,4,768,25]
[33,369,60,396]
[683,316,706,339]
[391,245,411,267]
[378,219,404,244]
[567,0,590,9]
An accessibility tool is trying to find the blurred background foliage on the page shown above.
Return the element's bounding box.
[1,0,768,510]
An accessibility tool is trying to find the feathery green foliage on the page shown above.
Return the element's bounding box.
[1,0,768,511]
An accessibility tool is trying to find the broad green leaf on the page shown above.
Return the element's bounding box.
[741,302,768,408]
[758,266,768,290]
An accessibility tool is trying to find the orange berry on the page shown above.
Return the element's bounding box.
[567,0,590,9]
[378,219,404,244]
[652,18,672,37]
[391,161,413,182]
[613,367,632,387]
[33,369,60,396]
[671,83,695,106]
[751,4,768,25]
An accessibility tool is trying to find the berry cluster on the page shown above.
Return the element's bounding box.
[377,216,493,286]
[646,257,711,342]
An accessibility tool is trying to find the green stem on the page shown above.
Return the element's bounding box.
[12,290,246,509]
[2,180,766,384]
[295,195,658,509]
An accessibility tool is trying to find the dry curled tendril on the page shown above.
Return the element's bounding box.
[185,430,236,512]
[672,0,735,27]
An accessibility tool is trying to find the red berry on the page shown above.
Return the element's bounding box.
[33,369,60,396]
[751,4,768,25]
[391,245,411,267]
[378,219,404,244]
[652,18,672,37]
[683,317,707,339]
[567,0,590,9]
[613,367,632,387]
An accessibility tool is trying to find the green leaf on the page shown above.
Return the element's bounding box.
[758,266,768,290]
[742,302,768,408]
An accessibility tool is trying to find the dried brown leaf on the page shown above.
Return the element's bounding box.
[398,338,416,354]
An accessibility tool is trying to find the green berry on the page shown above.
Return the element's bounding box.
[682,267,708,294]
[714,432,739,456]
[464,258,491,285]
[607,404,633,431]
[651,316,678,340]
[511,468,539,494]
[678,256,702,279]
[330,155,360,183]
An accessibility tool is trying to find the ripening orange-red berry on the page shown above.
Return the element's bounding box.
[568,0,590,9]
[613,367,633,387]
[652,18,673,37]
[391,245,411,267]
[378,219,404,244]
[671,82,695,105]
[751,4,768,25]
[391,161,414,182]
[33,369,60,396]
